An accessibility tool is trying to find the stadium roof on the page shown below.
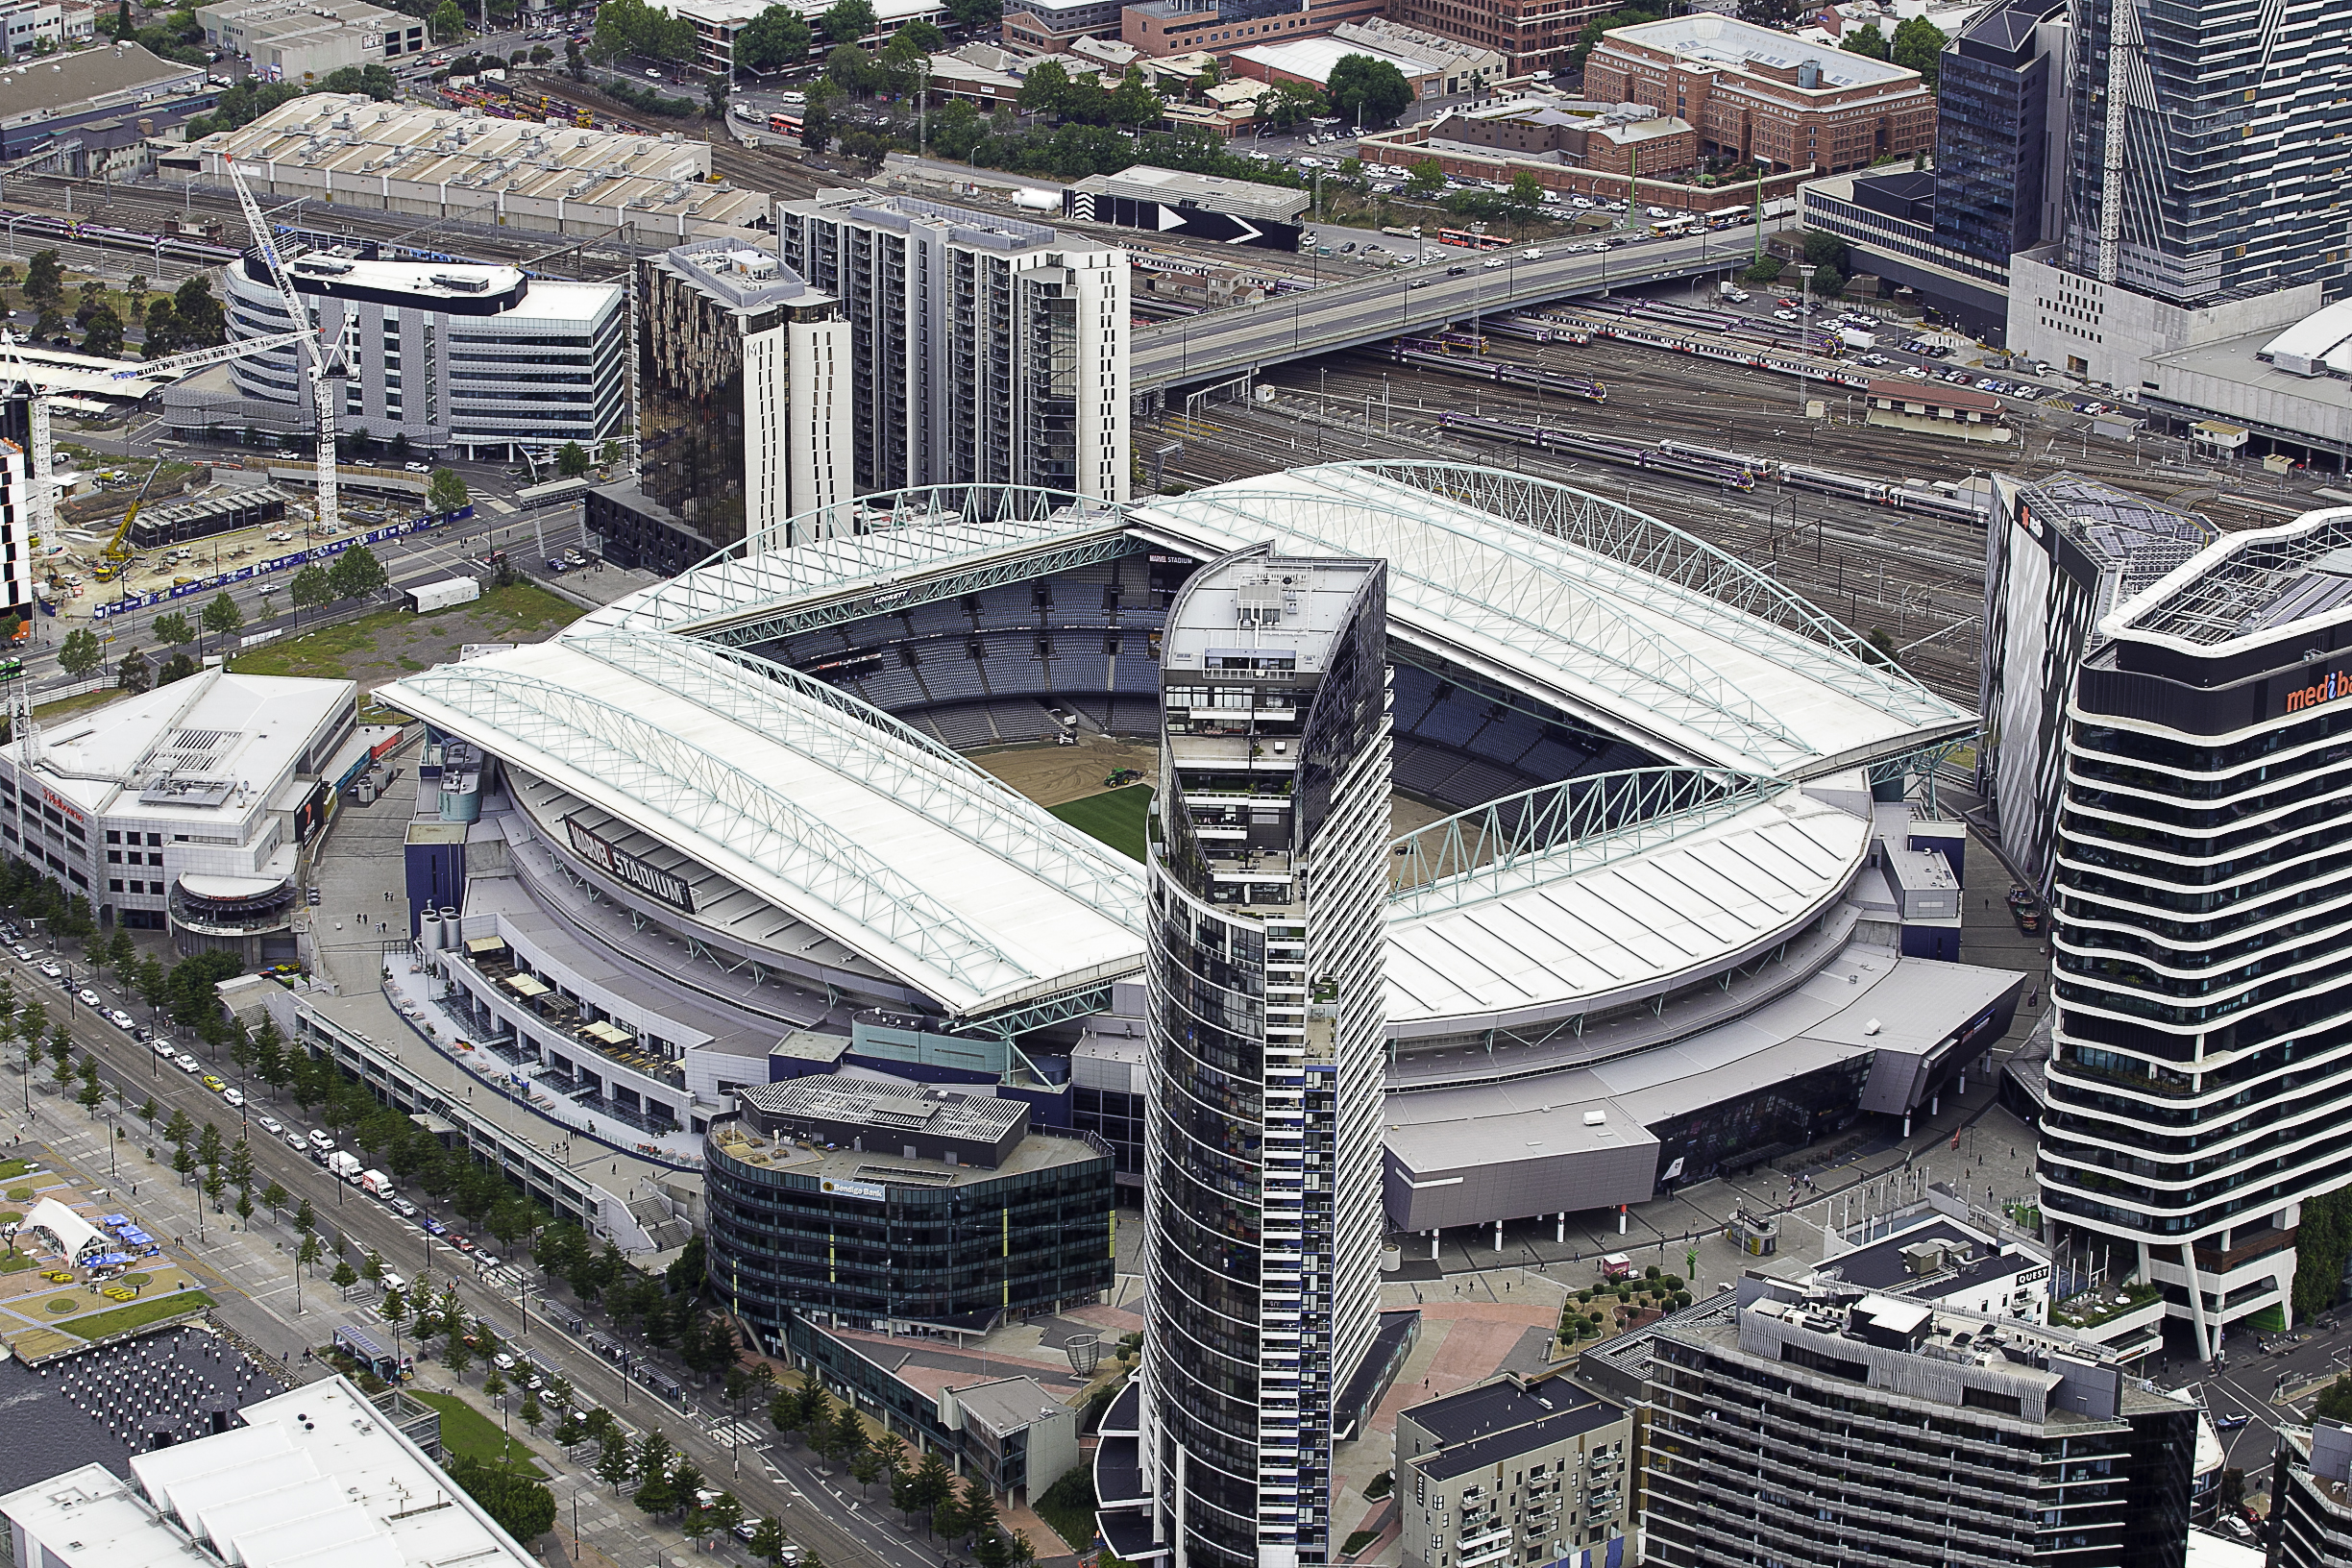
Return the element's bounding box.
[384,463,1972,1028]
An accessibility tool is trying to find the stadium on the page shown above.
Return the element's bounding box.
[380,461,2023,1237]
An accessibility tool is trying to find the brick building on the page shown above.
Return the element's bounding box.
[1382,0,1598,79]
[1120,0,1385,60]
[1582,14,1935,175]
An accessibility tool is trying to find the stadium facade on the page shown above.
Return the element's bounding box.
[379,463,2021,1293]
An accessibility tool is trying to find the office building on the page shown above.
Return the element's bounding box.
[1643,1279,2197,1566]
[1932,0,2067,266]
[0,1375,542,1568]
[197,0,427,77]
[1977,476,2214,899]
[207,253,627,460]
[1119,0,1389,59]
[2268,1419,2352,1568]
[2038,506,2352,1360]
[1581,16,1938,176]
[1379,0,1584,77]
[2061,0,2347,307]
[1395,1373,1631,1568]
[1230,20,1505,101]
[0,670,357,954]
[621,237,851,568]
[776,191,1130,503]
[1004,0,1129,53]
[703,1075,1115,1337]
[1127,546,1392,1568]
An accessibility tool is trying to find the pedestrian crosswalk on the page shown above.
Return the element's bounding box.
[707,1420,770,1451]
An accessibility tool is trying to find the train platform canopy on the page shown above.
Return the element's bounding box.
[384,462,1972,1027]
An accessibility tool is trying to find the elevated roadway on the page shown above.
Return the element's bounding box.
[1133,221,1795,393]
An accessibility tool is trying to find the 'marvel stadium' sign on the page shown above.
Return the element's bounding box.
[565,816,696,913]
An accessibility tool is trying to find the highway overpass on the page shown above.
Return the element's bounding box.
[1131,223,1791,393]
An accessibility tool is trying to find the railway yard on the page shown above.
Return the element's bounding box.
[1142,322,2326,704]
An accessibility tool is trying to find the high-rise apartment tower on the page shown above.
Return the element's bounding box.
[1136,546,1389,1568]
[775,190,1130,503]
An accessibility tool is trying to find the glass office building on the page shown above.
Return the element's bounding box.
[2062,0,2352,303]
[1138,547,1391,1568]
[1932,0,2067,265]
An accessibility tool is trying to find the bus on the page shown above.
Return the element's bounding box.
[768,111,803,138]
[517,477,592,510]
[1652,215,1699,237]
[1436,228,1511,252]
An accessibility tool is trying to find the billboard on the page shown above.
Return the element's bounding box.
[564,816,696,913]
[1063,191,1303,252]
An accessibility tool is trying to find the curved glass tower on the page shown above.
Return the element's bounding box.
[1139,546,1389,1568]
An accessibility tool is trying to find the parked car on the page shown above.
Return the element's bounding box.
[108,1009,134,1029]
[152,1039,176,1058]
[309,1128,334,1149]
[201,1074,225,1092]
[258,1116,284,1137]
[392,1198,420,1218]
[422,1216,450,1237]
[223,1088,244,1108]
[283,1132,306,1152]
[38,962,61,978]
[177,1054,202,1073]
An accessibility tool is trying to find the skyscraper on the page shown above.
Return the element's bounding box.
[2038,508,2352,1359]
[774,190,1130,503]
[2060,0,2352,306]
[1138,546,1390,1568]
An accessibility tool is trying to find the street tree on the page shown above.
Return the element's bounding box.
[426,468,469,516]
[56,627,102,680]
[734,5,811,71]
[289,563,333,627]
[153,611,194,650]
[1325,52,1412,126]
[329,546,387,601]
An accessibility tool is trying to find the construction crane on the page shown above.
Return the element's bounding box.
[223,152,344,538]
[0,326,306,573]
[89,460,166,583]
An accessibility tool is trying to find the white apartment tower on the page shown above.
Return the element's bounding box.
[775,190,1130,503]
[1127,547,1390,1568]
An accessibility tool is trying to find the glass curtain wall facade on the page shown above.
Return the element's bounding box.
[1932,0,2065,264]
[2039,512,2352,1358]
[2061,0,2352,302]
[1141,546,1390,1568]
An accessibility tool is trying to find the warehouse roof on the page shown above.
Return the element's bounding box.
[0,42,203,122]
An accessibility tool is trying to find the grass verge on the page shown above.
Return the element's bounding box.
[1032,1466,1097,1554]
[412,1389,547,1477]
[61,1289,212,1338]
[1049,786,1151,862]
[228,582,576,679]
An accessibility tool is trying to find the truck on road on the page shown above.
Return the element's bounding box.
[327,1151,363,1183]
[360,1169,395,1200]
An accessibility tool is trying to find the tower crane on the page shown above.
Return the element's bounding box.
[223,152,345,537]
[0,326,306,574]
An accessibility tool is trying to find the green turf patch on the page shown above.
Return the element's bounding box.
[61,1291,212,1337]
[5,1188,35,1203]
[229,583,575,680]
[412,1390,546,1478]
[0,1159,32,1180]
[1049,786,1151,862]
[44,1295,79,1313]
[0,1254,31,1272]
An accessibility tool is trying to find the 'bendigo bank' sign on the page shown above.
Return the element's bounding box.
[564,817,696,914]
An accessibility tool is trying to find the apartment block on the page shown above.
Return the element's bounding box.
[2269,1419,2352,1568]
[1644,1280,2196,1566]
[775,190,1130,502]
[1396,1373,1631,1568]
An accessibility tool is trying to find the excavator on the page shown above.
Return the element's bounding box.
[90,460,168,583]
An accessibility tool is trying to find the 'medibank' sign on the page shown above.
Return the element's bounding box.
[564,817,696,913]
